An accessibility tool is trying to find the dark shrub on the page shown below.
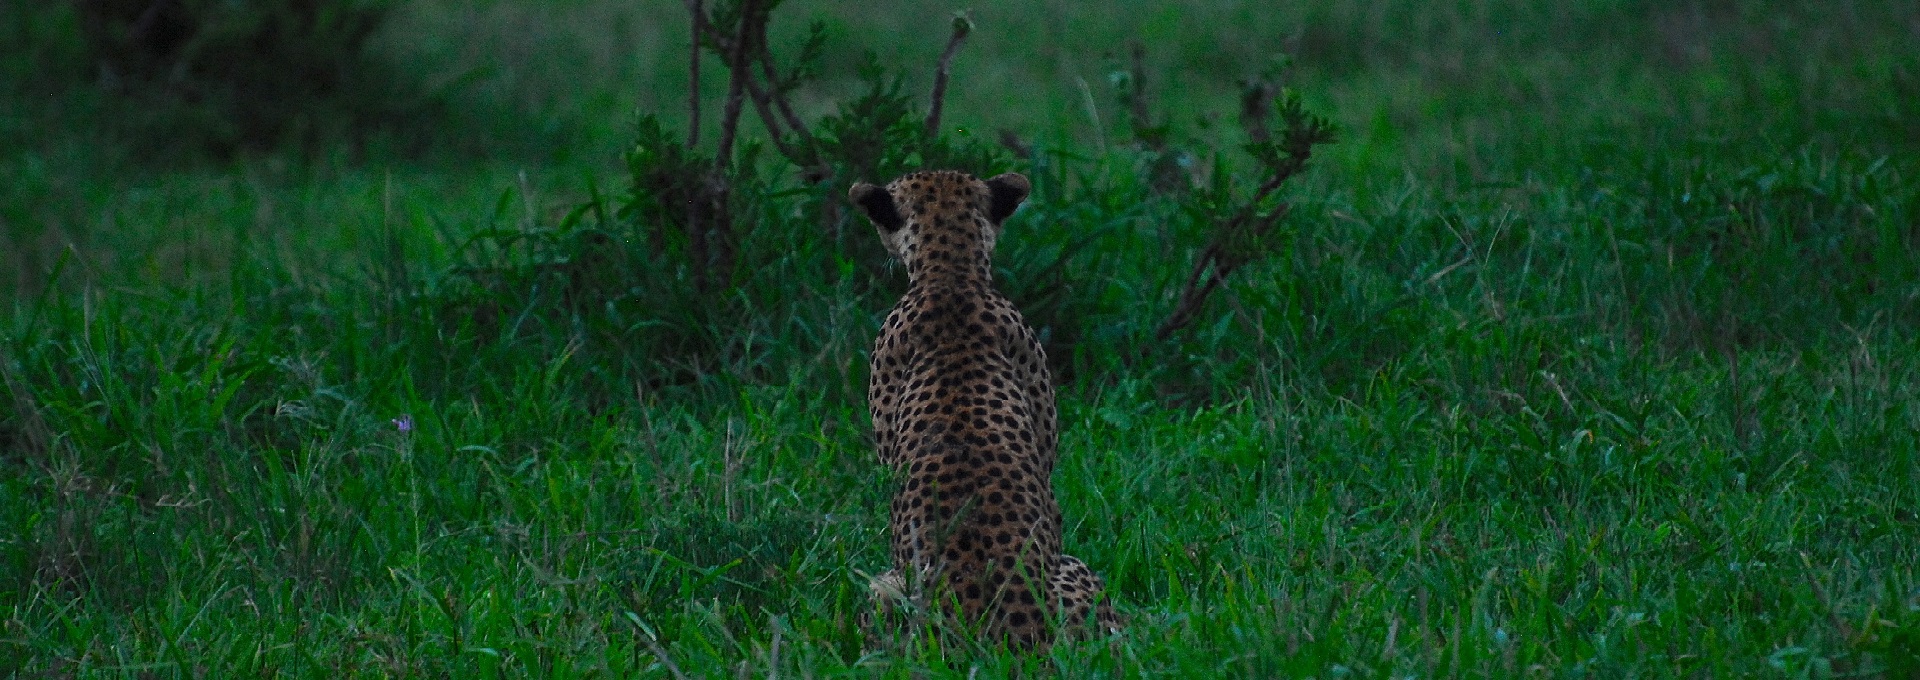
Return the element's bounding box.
[70,0,433,156]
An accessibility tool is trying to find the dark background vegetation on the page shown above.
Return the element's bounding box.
[2,0,1917,675]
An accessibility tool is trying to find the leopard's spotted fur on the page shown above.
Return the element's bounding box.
[849,170,1118,649]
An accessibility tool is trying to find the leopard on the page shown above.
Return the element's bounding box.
[848,169,1119,650]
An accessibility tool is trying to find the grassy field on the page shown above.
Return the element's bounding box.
[4,0,1919,676]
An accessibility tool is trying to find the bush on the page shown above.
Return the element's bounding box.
[405,4,1336,405]
[68,0,434,156]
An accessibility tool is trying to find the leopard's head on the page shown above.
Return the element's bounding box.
[848,170,1029,273]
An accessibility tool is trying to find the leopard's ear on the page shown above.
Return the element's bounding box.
[849,182,905,232]
[984,173,1030,224]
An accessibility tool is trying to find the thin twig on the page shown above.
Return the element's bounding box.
[1150,166,1299,344]
[742,76,801,161]
[997,129,1032,158]
[1799,552,1859,642]
[702,0,763,289]
[1241,81,1275,144]
[1154,248,1227,342]
[755,38,816,159]
[691,19,801,169]
[682,0,708,290]
[925,13,973,137]
[628,613,692,680]
[713,0,755,168]
[695,17,811,169]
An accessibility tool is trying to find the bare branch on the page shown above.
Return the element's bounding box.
[1149,143,1313,345]
[742,76,800,160]
[925,12,973,137]
[626,613,692,680]
[1799,552,1860,644]
[1240,81,1275,145]
[714,0,757,168]
[1153,244,1226,342]
[997,129,1033,159]
[754,29,816,159]
[684,0,703,148]
[703,0,810,165]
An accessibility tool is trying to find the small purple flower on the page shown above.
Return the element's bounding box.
[392,414,414,434]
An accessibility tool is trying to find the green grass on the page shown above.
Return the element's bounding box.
[4,0,1920,676]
